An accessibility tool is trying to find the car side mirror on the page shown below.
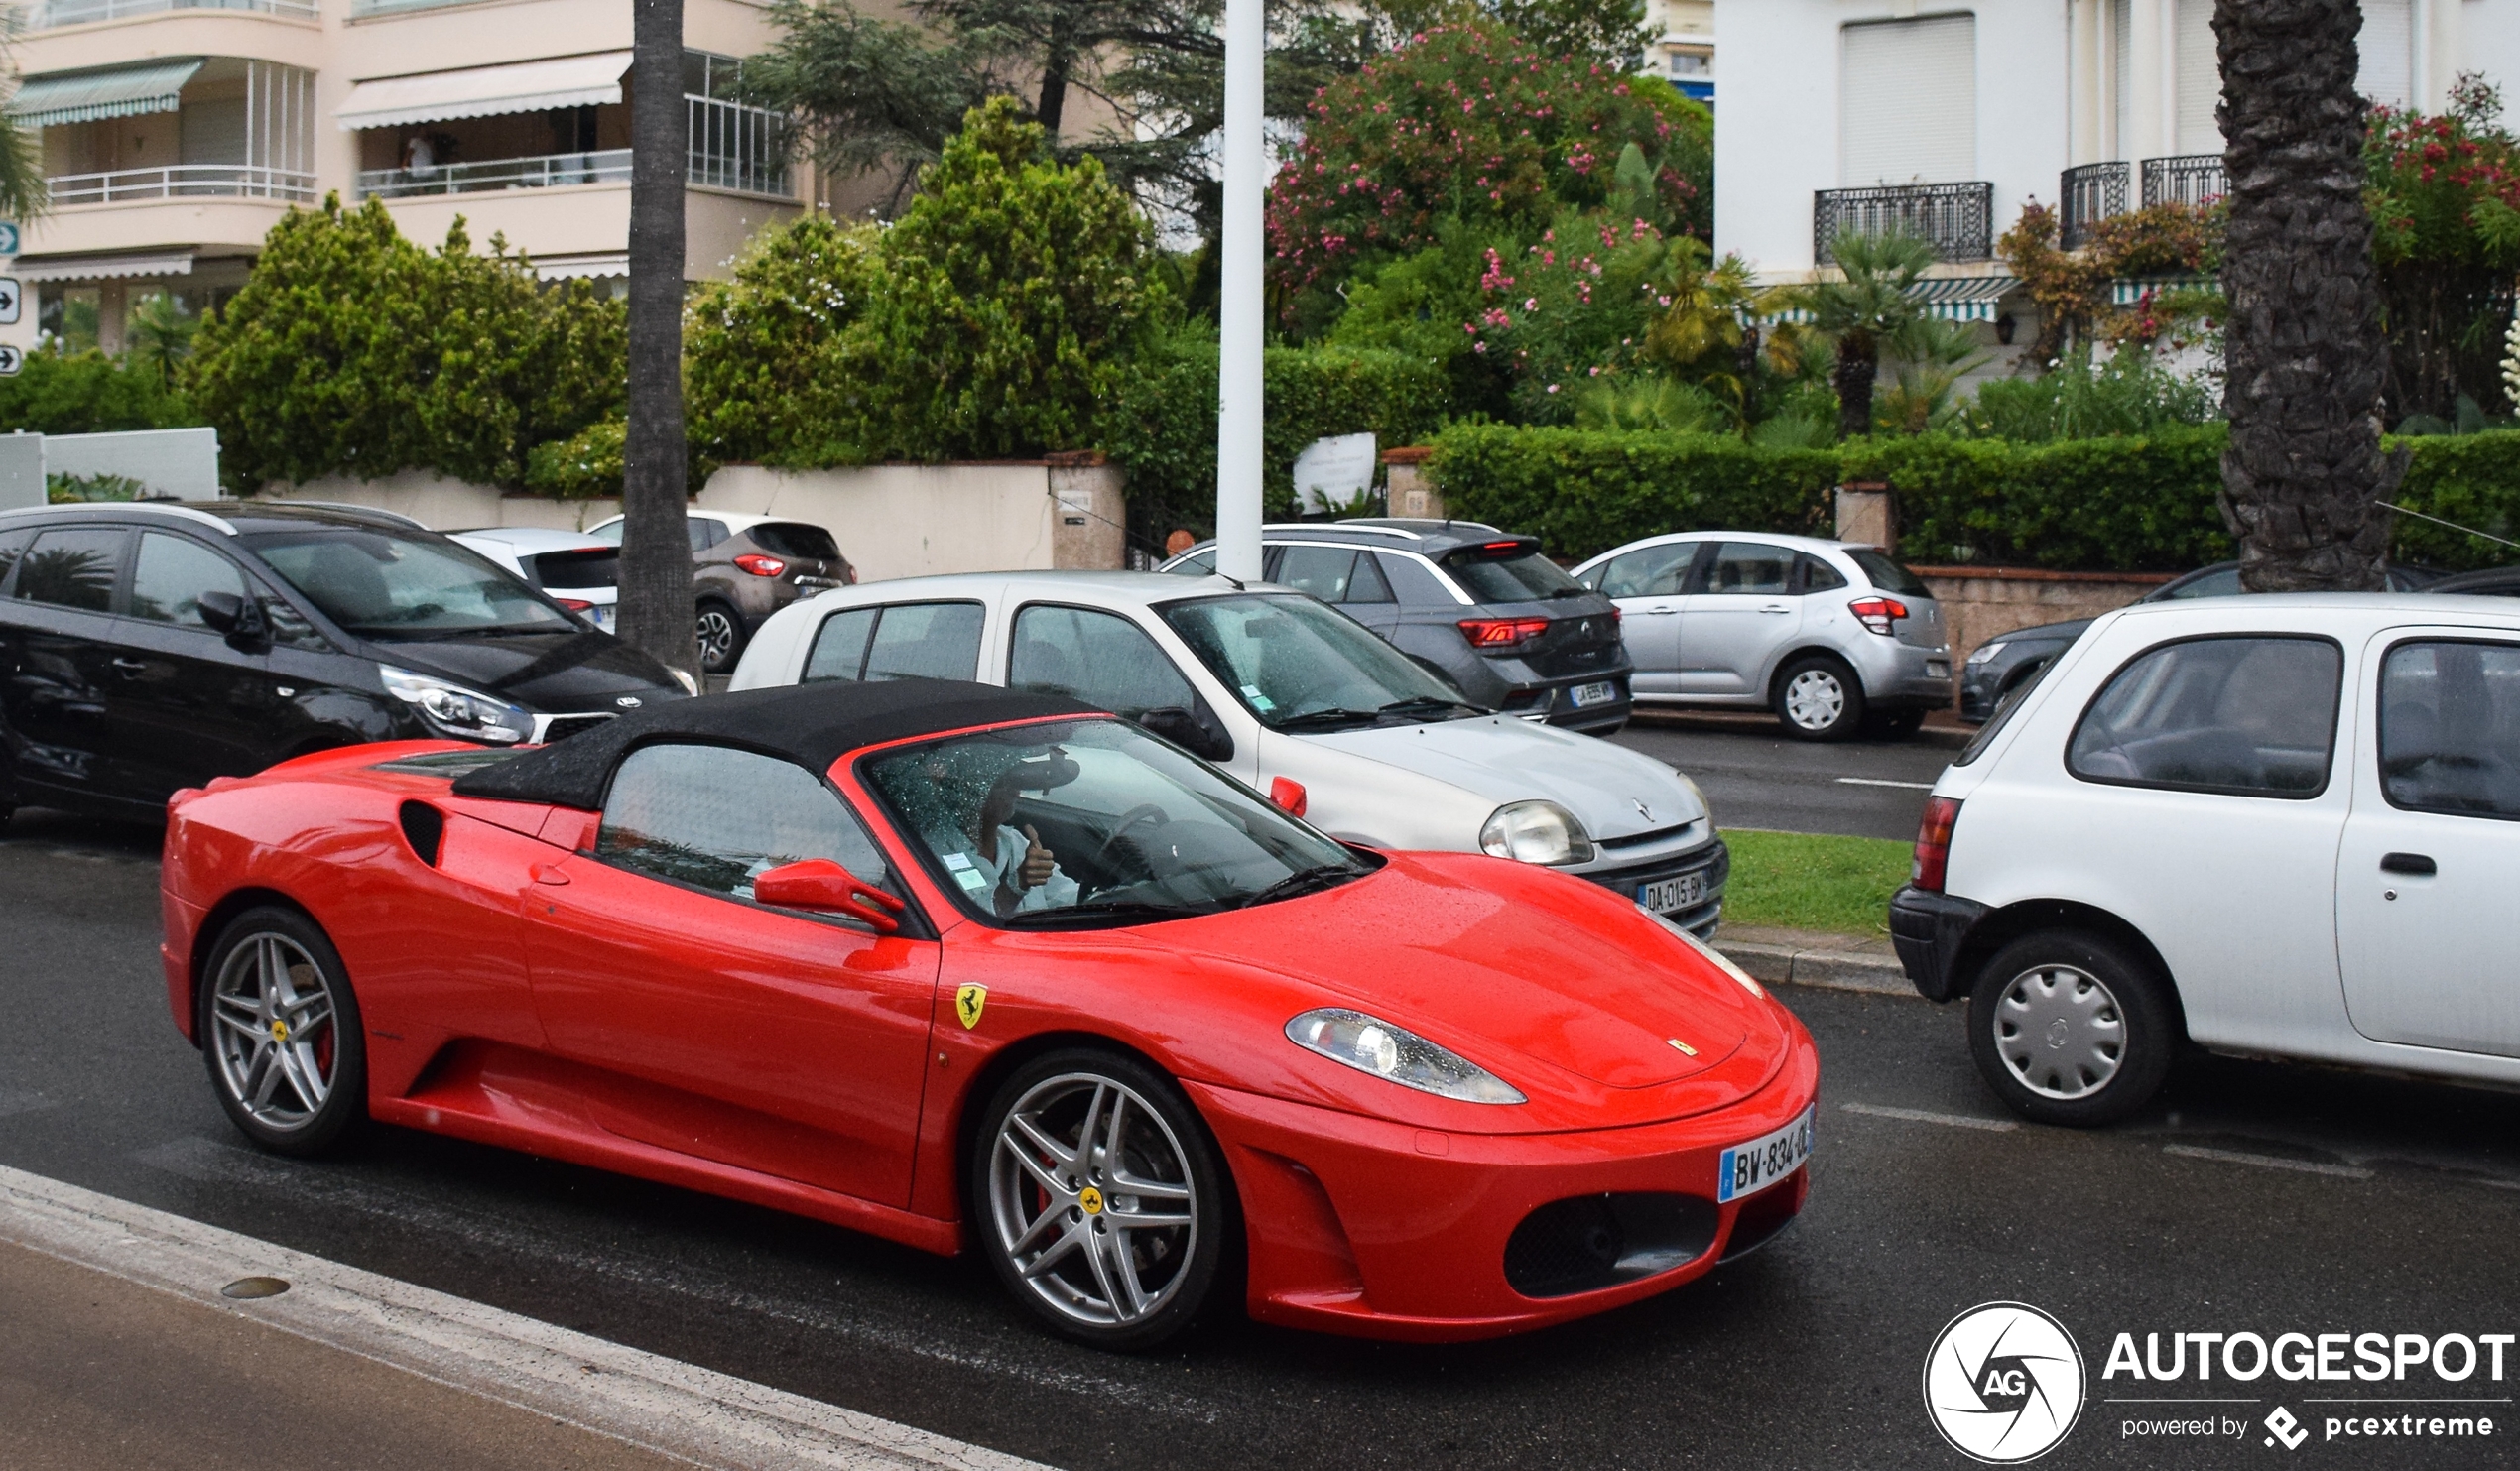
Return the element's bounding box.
[197,591,269,649]
[1138,706,1234,762]
[752,858,906,933]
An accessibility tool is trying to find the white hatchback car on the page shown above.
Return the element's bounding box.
[445,527,619,633]
[731,571,1732,934]
[1893,593,2520,1124]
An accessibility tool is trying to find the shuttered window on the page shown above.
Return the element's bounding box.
[1841,14,1977,186]
[2174,0,2222,154]
[2110,0,2132,158]
[2358,0,2414,107]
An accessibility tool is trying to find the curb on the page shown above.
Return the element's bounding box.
[1716,924,1917,999]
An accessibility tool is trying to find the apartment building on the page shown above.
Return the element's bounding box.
[1644,0,1714,104]
[1714,0,2520,346]
[0,0,807,357]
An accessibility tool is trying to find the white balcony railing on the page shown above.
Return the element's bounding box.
[356,148,632,199]
[27,0,318,28]
[48,164,316,204]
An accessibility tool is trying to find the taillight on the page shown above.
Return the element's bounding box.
[554,597,593,612]
[1911,796,1960,892]
[1849,595,1909,636]
[734,553,788,577]
[1458,616,1552,650]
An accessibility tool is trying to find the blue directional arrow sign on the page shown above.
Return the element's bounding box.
[0,279,19,325]
[0,223,20,256]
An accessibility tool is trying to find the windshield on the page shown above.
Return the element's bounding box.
[1846,549,1930,596]
[243,527,575,638]
[863,719,1370,927]
[1161,593,1477,730]
[1440,545,1584,602]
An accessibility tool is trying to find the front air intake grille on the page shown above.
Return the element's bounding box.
[537,714,614,744]
[1502,1192,1718,1298]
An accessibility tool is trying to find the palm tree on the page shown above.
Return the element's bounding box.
[125,293,197,386]
[618,0,698,676]
[2214,0,2398,590]
[1802,228,1936,440]
[1,10,54,223]
[1644,241,1809,427]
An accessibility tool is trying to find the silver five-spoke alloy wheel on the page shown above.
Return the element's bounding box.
[1782,668,1847,731]
[1991,962,2125,1099]
[987,1072,1199,1330]
[209,931,340,1131]
[695,606,740,670]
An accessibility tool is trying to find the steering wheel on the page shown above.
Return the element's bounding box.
[1092,803,1172,872]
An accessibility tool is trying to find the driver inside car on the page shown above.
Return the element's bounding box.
[915,751,1082,916]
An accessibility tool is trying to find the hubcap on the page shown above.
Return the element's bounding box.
[1784,669,1846,730]
[696,610,736,666]
[1992,963,2125,1099]
[209,933,337,1130]
[988,1073,1197,1329]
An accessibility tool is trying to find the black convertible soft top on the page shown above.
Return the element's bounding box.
[450,678,1100,810]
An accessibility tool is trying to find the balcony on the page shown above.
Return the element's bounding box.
[49,162,314,203]
[1814,182,1993,264]
[358,149,629,200]
[2060,161,2127,250]
[2141,154,2226,208]
[26,0,316,28]
[350,97,788,203]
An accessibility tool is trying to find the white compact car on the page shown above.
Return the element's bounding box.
[1893,593,2520,1125]
[447,528,619,634]
[731,571,1731,934]
[1569,531,1953,740]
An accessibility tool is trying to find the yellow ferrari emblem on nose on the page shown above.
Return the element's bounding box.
[1667,1038,1698,1056]
[954,984,987,1029]
[1078,1185,1104,1215]
[271,1020,290,1043]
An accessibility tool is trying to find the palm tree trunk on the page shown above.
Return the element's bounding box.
[618,0,697,677]
[1833,332,1876,440]
[2215,0,2401,591]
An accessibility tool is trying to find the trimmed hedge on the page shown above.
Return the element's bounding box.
[1426,422,2520,573]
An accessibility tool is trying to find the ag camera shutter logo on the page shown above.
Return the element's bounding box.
[1924,1301,2087,1462]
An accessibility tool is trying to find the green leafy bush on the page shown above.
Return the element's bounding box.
[47,472,153,503]
[1425,423,1839,558]
[0,345,195,434]
[1098,329,1452,532]
[1845,429,2233,572]
[1961,348,2218,442]
[684,215,882,468]
[2389,428,2520,568]
[523,417,626,501]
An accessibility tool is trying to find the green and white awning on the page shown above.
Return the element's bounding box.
[1765,275,2020,325]
[2111,275,2219,306]
[8,59,202,128]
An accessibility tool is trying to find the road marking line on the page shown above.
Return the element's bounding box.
[1838,1102,2020,1132]
[1832,777,1939,791]
[2161,1144,2373,1179]
[0,1164,1053,1471]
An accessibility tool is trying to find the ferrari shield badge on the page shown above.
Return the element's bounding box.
[955,984,988,1030]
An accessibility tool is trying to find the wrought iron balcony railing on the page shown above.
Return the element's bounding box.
[49,164,315,205]
[1814,182,1994,264]
[356,149,633,200]
[28,0,316,27]
[2141,154,2226,208]
[2060,161,2129,250]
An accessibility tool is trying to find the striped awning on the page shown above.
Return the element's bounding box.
[335,52,632,132]
[13,250,193,282]
[1766,274,2020,325]
[8,59,202,128]
[2111,275,2218,306]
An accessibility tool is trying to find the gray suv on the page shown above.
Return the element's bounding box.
[1570,531,1952,740]
[1161,520,1633,734]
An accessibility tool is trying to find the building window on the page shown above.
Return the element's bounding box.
[1840,14,1977,186]
[2358,0,2415,107]
[2174,0,2221,155]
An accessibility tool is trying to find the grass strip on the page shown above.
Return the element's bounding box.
[1719,828,1913,936]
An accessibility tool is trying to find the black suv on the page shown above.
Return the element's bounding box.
[0,501,690,823]
[1163,520,1633,734]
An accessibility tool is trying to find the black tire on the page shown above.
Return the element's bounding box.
[1772,654,1866,741]
[1863,707,1927,740]
[695,600,747,674]
[198,906,368,1156]
[1966,928,2178,1127]
[969,1047,1236,1351]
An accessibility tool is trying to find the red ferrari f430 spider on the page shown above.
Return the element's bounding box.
[162,680,1818,1349]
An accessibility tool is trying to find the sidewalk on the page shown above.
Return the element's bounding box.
[1717,924,1914,998]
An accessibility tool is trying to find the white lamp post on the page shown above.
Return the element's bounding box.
[1213,0,1265,581]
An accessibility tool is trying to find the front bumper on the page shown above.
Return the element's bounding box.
[1188,1029,1819,1341]
[1888,885,1989,1002]
[1577,836,1729,938]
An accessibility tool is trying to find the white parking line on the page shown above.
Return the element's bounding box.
[2162,1144,2374,1180]
[1839,1102,2020,1132]
[1833,778,1940,791]
[0,1164,1052,1471]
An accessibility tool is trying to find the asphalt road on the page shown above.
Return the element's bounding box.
[1610,710,1964,841]
[7,806,2518,1470]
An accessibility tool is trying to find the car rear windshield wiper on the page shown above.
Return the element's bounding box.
[1224,863,1365,911]
[1547,586,1590,598]
[998,899,1208,928]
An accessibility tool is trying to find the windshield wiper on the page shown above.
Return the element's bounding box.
[1376,696,1483,720]
[1225,863,1363,911]
[1272,707,1386,731]
[998,899,1207,927]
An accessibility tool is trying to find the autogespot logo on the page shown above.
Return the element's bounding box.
[1925,1302,2088,1463]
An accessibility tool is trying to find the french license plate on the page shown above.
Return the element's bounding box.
[1717,1105,1816,1203]
[1637,870,1707,913]
[589,605,616,633]
[1927,659,1951,678]
[1569,680,1619,708]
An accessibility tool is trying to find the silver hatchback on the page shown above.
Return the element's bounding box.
[1569,532,1953,740]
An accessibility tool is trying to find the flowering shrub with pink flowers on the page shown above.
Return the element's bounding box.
[1455,210,1679,423]
[2362,74,2520,419]
[1264,23,1707,314]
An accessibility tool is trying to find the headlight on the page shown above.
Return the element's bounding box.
[1286,1008,1525,1104]
[379,666,534,745]
[1637,902,1765,999]
[1965,641,2007,667]
[1479,799,1594,865]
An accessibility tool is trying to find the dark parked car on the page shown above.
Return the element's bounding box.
[0,501,691,824]
[1161,520,1634,734]
[586,512,855,674]
[2425,565,2520,598]
[1959,559,2442,721]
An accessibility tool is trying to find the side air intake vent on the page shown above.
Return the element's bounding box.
[398,800,445,867]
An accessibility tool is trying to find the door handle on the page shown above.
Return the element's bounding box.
[110,656,146,674]
[1758,604,1792,614]
[2379,852,2436,876]
[1642,606,1679,615]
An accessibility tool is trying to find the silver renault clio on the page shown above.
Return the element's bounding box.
[1570,532,1953,740]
